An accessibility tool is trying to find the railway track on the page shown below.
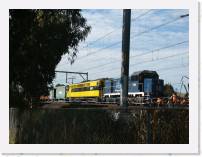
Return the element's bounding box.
[40,99,189,109]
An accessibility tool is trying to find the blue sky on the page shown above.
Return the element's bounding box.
[54,9,189,93]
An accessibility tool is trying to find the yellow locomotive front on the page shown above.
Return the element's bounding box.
[66,80,104,99]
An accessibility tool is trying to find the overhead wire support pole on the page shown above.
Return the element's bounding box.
[67,77,75,84]
[55,70,88,81]
[120,9,131,107]
[66,73,68,83]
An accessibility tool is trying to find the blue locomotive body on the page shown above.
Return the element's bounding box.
[103,70,164,98]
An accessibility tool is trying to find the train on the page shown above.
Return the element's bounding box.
[44,70,164,103]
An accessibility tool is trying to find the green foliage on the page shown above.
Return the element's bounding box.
[163,84,175,97]
[9,9,91,107]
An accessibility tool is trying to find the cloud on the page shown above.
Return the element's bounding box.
[54,9,189,92]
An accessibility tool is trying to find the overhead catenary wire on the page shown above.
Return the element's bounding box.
[88,51,188,77]
[131,10,153,21]
[55,12,189,86]
[60,39,188,68]
[57,38,188,70]
[130,15,188,37]
[130,51,188,67]
[74,40,188,72]
[72,14,189,61]
[155,63,189,72]
[78,40,189,66]
[99,63,189,81]
[79,10,152,49]
[57,13,188,69]
[91,56,189,79]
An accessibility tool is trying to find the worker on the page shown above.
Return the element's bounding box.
[156,97,163,107]
[170,93,177,105]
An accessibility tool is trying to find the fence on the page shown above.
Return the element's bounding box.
[9,107,188,144]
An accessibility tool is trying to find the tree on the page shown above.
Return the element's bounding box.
[163,84,175,97]
[9,9,91,107]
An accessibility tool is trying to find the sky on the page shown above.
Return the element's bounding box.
[54,9,189,93]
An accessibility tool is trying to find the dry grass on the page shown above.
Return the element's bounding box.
[9,108,189,144]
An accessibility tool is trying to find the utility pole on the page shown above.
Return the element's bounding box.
[120,9,131,107]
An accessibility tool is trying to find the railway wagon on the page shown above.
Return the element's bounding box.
[45,70,164,103]
[67,80,104,99]
[55,85,66,100]
[48,85,67,101]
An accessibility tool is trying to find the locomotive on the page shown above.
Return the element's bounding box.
[47,70,164,103]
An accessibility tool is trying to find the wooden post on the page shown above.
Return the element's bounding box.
[120,9,131,107]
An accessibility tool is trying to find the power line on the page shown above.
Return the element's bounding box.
[130,15,188,37]
[156,63,188,72]
[130,40,188,59]
[131,10,152,21]
[77,40,188,72]
[56,13,189,76]
[95,41,187,71]
[130,51,188,67]
[79,10,152,50]
[78,40,121,58]
[92,63,189,80]
[74,14,188,61]
[82,31,116,48]
[80,40,188,70]
[158,67,189,76]
[57,13,188,69]
[89,51,188,76]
